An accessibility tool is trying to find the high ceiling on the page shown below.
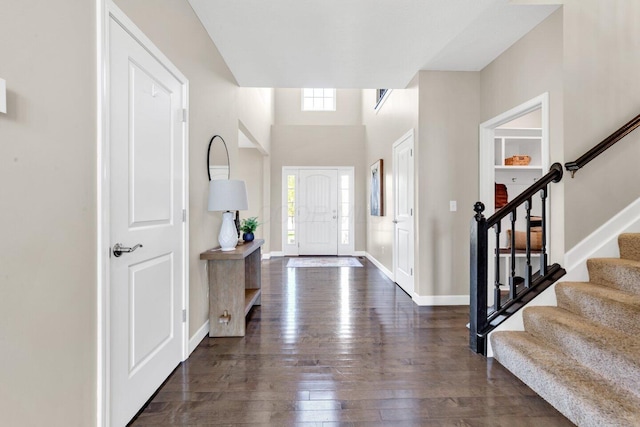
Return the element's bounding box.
[188,0,560,89]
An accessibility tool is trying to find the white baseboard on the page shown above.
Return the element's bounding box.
[269,251,284,258]
[563,196,640,282]
[354,251,366,257]
[262,253,271,260]
[412,294,470,306]
[365,252,394,281]
[188,320,209,355]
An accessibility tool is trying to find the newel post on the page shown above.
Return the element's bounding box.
[470,202,488,354]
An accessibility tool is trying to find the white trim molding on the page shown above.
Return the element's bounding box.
[189,321,210,355]
[365,252,394,281]
[412,295,470,306]
[563,195,640,282]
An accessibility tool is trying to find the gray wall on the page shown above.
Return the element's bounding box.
[417,71,481,297]
[480,8,564,262]
[238,147,266,240]
[561,0,640,248]
[362,79,419,270]
[0,1,97,425]
[275,88,362,126]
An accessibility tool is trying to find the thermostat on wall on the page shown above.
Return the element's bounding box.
[0,78,6,114]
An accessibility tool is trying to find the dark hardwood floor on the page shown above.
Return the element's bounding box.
[131,257,573,426]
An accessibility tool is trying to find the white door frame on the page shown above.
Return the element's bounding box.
[479,93,551,306]
[97,1,190,426]
[282,166,355,256]
[392,129,415,297]
[479,92,550,209]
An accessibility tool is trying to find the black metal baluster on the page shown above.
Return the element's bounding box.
[509,209,517,300]
[540,187,548,276]
[525,198,532,288]
[494,222,501,312]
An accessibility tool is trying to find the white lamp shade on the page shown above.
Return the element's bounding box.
[208,179,248,211]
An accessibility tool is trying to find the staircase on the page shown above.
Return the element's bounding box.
[491,233,640,426]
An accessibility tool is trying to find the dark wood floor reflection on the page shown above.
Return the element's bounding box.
[131,257,572,426]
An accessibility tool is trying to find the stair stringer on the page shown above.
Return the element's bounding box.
[486,195,640,357]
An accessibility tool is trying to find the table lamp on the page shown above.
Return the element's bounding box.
[208,179,248,251]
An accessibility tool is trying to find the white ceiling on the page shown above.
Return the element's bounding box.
[188,0,560,89]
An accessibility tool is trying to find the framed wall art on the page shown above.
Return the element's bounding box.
[370,159,383,216]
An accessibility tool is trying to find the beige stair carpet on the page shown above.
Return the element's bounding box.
[491,233,640,427]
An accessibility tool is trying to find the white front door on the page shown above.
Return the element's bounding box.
[108,15,186,426]
[298,169,338,255]
[393,131,415,295]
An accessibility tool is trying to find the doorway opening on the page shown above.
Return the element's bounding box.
[479,93,552,306]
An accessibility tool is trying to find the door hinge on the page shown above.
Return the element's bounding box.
[410,148,413,156]
[182,209,186,222]
[410,208,413,216]
[181,108,187,122]
[182,309,187,323]
[411,268,413,276]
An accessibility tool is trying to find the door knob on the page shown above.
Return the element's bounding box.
[112,243,143,257]
[392,220,399,224]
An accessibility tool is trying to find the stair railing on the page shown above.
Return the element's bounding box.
[470,112,640,355]
[470,163,565,354]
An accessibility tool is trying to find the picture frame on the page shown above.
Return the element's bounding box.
[370,159,384,216]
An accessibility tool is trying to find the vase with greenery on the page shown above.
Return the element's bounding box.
[239,217,259,242]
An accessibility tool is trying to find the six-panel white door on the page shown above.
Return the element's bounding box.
[298,169,338,255]
[109,17,185,426]
[393,131,415,295]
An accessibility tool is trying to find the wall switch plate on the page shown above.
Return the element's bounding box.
[450,200,457,212]
[0,78,6,114]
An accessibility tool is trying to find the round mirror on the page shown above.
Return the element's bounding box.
[207,135,230,181]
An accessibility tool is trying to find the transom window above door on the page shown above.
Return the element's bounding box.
[302,88,336,111]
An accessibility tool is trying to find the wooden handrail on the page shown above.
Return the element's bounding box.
[486,163,563,227]
[565,113,640,177]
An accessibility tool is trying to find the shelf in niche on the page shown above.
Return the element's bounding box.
[495,166,543,170]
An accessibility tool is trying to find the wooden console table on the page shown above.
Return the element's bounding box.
[200,239,263,337]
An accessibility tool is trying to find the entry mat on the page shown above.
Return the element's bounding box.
[286,257,363,268]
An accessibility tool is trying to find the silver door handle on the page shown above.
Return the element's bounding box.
[392,220,399,224]
[113,243,143,257]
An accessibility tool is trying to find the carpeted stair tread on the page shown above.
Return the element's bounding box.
[587,258,640,295]
[492,331,640,427]
[522,306,640,399]
[556,281,640,337]
[619,233,640,262]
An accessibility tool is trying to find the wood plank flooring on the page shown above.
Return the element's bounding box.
[130,257,573,426]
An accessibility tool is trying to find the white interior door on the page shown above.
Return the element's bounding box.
[299,169,338,255]
[108,16,185,426]
[393,131,415,295]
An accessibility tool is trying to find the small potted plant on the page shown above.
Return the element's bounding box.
[239,216,259,242]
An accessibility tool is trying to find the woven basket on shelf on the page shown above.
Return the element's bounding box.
[504,155,531,166]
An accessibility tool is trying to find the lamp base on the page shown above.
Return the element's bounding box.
[219,211,239,251]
